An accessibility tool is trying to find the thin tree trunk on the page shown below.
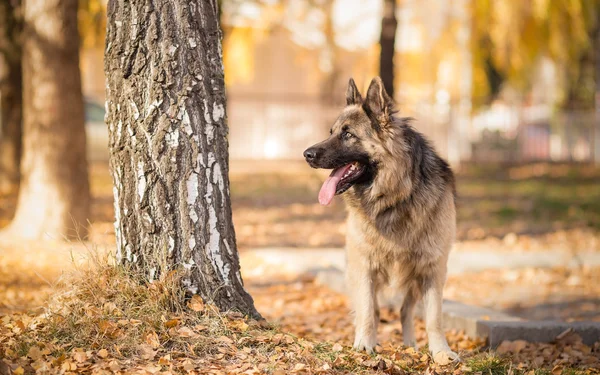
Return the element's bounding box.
[104,0,260,319]
[6,0,90,239]
[0,0,22,194]
[379,0,397,99]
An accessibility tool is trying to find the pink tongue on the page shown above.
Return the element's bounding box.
[318,164,353,206]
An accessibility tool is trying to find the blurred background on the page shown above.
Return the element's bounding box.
[1,0,600,323]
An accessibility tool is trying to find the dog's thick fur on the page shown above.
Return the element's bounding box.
[304,77,458,361]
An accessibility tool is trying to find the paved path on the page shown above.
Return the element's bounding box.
[240,247,600,277]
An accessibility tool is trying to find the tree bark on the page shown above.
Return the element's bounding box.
[0,0,22,194]
[6,0,90,239]
[104,0,261,319]
[379,0,397,99]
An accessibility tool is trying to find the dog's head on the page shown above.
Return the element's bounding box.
[304,76,398,205]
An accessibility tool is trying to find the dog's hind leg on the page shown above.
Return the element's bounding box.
[422,273,459,362]
[400,287,417,348]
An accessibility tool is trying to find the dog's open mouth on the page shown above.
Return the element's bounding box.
[318,162,365,206]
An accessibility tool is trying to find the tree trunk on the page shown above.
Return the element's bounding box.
[104,0,261,319]
[6,0,90,239]
[379,0,397,99]
[0,0,22,194]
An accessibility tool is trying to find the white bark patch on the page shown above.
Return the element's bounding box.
[168,45,178,57]
[203,99,214,144]
[168,236,175,254]
[165,128,179,148]
[186,172,199,205]
[182,109,193,135]
[203,157,230,284]
[130,6,138,40]
[189,237,196,250]
[137,161,146,202]
[116,120,123,142]
[224,239,233,255]
[212,103,225,122]
[149,267,157,280]
[212,161,226,207]
[188,38,197,48]
[130,100,140,120]
[125,244,133,262]
[146,99,163,118]
[113,184,122,261]
[189,209,198,223]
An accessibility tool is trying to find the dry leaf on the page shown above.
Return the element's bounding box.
[72,350,88,363]
[145,331,160,348]
[27,346,42,360]
[97,349,109,358]
[188,295,205,312]
[332,343,343,352]
[433,351,452,365]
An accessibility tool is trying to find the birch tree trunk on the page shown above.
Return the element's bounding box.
[6,0,90,239]
[0,0,22,194]
[104,0,260,318]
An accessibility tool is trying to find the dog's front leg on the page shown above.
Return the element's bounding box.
[347,256,378,353]
[422,275,459,362]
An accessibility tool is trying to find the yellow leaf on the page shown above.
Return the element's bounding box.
[231,320,249,332]
[13,367,24,375]
[97,349,109,358]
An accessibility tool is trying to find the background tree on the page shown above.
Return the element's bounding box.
[379,0,397,99]
[104,0,260,318]
[5,0,90,239]
[0,0,22,194]
[472,0,600,109]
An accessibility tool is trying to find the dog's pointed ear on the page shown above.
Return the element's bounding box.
[346,78,363,105]
[363,77,395,129]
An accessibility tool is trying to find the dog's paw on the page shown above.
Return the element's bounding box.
[431,349,460,365]
[352,335,377,354]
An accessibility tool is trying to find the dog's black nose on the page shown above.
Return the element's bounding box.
[304,148,317,161]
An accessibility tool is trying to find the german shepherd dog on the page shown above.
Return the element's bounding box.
[304,77,458,362]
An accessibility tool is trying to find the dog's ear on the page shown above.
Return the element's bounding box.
[363,76,395,130]
[346,78,363,105]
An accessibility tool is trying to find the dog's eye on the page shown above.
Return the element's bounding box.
[343,131,353,140]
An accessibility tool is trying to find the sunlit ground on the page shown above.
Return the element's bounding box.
[0,160,599,320]
[0,160,599,373]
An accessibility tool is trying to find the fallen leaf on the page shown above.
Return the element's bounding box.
[332,343,343,352]
[433,351,452,365]
[164,319,180,328]
[97,349,109,358]
[27,346,42,360]
[188,295,205,312]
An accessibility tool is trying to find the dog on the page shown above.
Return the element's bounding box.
[303,77,458,362]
